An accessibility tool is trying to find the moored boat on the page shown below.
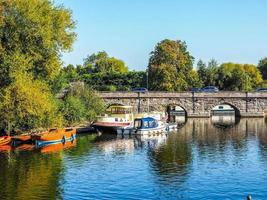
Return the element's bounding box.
[92,105,134,134]
[133,117,167,135]
[32,128,76,147]
[0,136,12,146]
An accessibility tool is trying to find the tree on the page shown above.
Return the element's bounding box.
[205,59,219,86]
[197,59,207,86]
[62,64,80,82]
[60,85,105,125]
[258,57,267,80]
[148,39,194,91]
[218,63,262,91]
[83,51,128,74]
[0,0,76,86]
[0,71,63,131]
[0,0,76,131]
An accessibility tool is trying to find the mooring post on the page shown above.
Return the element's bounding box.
[247,195,252,200]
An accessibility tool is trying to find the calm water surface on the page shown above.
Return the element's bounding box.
[1,118,267,200]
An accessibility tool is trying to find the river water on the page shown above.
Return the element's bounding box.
[1,117,267,200]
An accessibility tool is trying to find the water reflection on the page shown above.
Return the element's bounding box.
[1,118,267,199]
[0,150,63,200]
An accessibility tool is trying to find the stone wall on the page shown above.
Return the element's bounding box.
[98,92,267,117]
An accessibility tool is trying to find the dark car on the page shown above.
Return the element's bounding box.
[132,87,148,93]
[191,88,201,92]
[256,88,267,92]
[201,86,219,92]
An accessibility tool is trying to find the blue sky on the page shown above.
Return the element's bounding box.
[55,0,267,70]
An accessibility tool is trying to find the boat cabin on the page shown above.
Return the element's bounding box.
[134,117,158,129]
[106,105,133,115]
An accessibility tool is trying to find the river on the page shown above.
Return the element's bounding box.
[1,117,267,199]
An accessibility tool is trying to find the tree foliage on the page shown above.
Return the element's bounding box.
[258,57,267,80]
[60,86,105,125]
[83,51,128,74]
[0,0,76,86]
[147,39,199,91]
[0,0,76,131]
[0,72,63,131]
[198,61,263,91]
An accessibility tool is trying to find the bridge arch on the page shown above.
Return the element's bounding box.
[209,102,241,117]
[166,104,188,124]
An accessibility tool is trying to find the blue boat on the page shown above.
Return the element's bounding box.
[133,117,167,135]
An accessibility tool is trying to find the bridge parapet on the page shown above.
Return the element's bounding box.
[98,91,267,117]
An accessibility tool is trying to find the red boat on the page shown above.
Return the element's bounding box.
[31,128,76,146]
[0,136,11,146]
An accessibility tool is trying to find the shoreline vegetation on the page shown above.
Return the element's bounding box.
[1,0,267,134]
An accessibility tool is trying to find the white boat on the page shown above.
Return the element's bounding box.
[132,117,167,135]
[92,105,134,134]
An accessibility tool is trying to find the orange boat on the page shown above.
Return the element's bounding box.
[32,128,76,147]
[0,136,11,146]
[40,140,77,153]
[12,135,32,144]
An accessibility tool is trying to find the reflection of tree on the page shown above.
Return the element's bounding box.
[0,151,62,200]
[149,133,192,178]
[64,134,96,158]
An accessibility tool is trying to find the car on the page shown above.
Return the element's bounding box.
[132,87,148,93]
[201,86,219,92]
[255,88,267,92]
[191,88,201,92]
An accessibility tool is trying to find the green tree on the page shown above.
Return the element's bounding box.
[148,39,194,91]
[62,64,80,82]
[0,0,76,131]
[258,57,267,80]
[60,85,105,125]
[0,0,76,86]
[0,71,63,131]
[218,63,262,91]
[83,51,128,74]
[197,59,207,84]
[205,59,219,86]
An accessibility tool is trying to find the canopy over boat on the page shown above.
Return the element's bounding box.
[134,117,158,129]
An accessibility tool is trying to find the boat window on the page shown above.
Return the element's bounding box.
[148,120,155,127]
[134,120,142,128]
[219,106,224,109]
[111,107,130,114]
[143,121,149,128]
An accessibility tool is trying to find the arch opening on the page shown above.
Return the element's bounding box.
[210,103,240,128]
[166,105,187,126]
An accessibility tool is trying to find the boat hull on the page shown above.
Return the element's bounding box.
[32,128,76,147]
[92,122,132,134]
[0,136,11,146]
[134,126,167,135]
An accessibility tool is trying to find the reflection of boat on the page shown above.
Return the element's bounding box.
[133,117,167,135]
[0,136,11,146]
[92,105,134,134]
[32,128,76,147]
[0,145,12,152]
[39,140,77,153]
[15,144,35,151]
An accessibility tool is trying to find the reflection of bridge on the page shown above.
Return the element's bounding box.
[98,92,267,117]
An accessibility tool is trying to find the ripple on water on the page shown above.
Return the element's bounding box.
[2,118,267,199]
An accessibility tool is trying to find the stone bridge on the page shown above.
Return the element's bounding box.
[98,92,267,117]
